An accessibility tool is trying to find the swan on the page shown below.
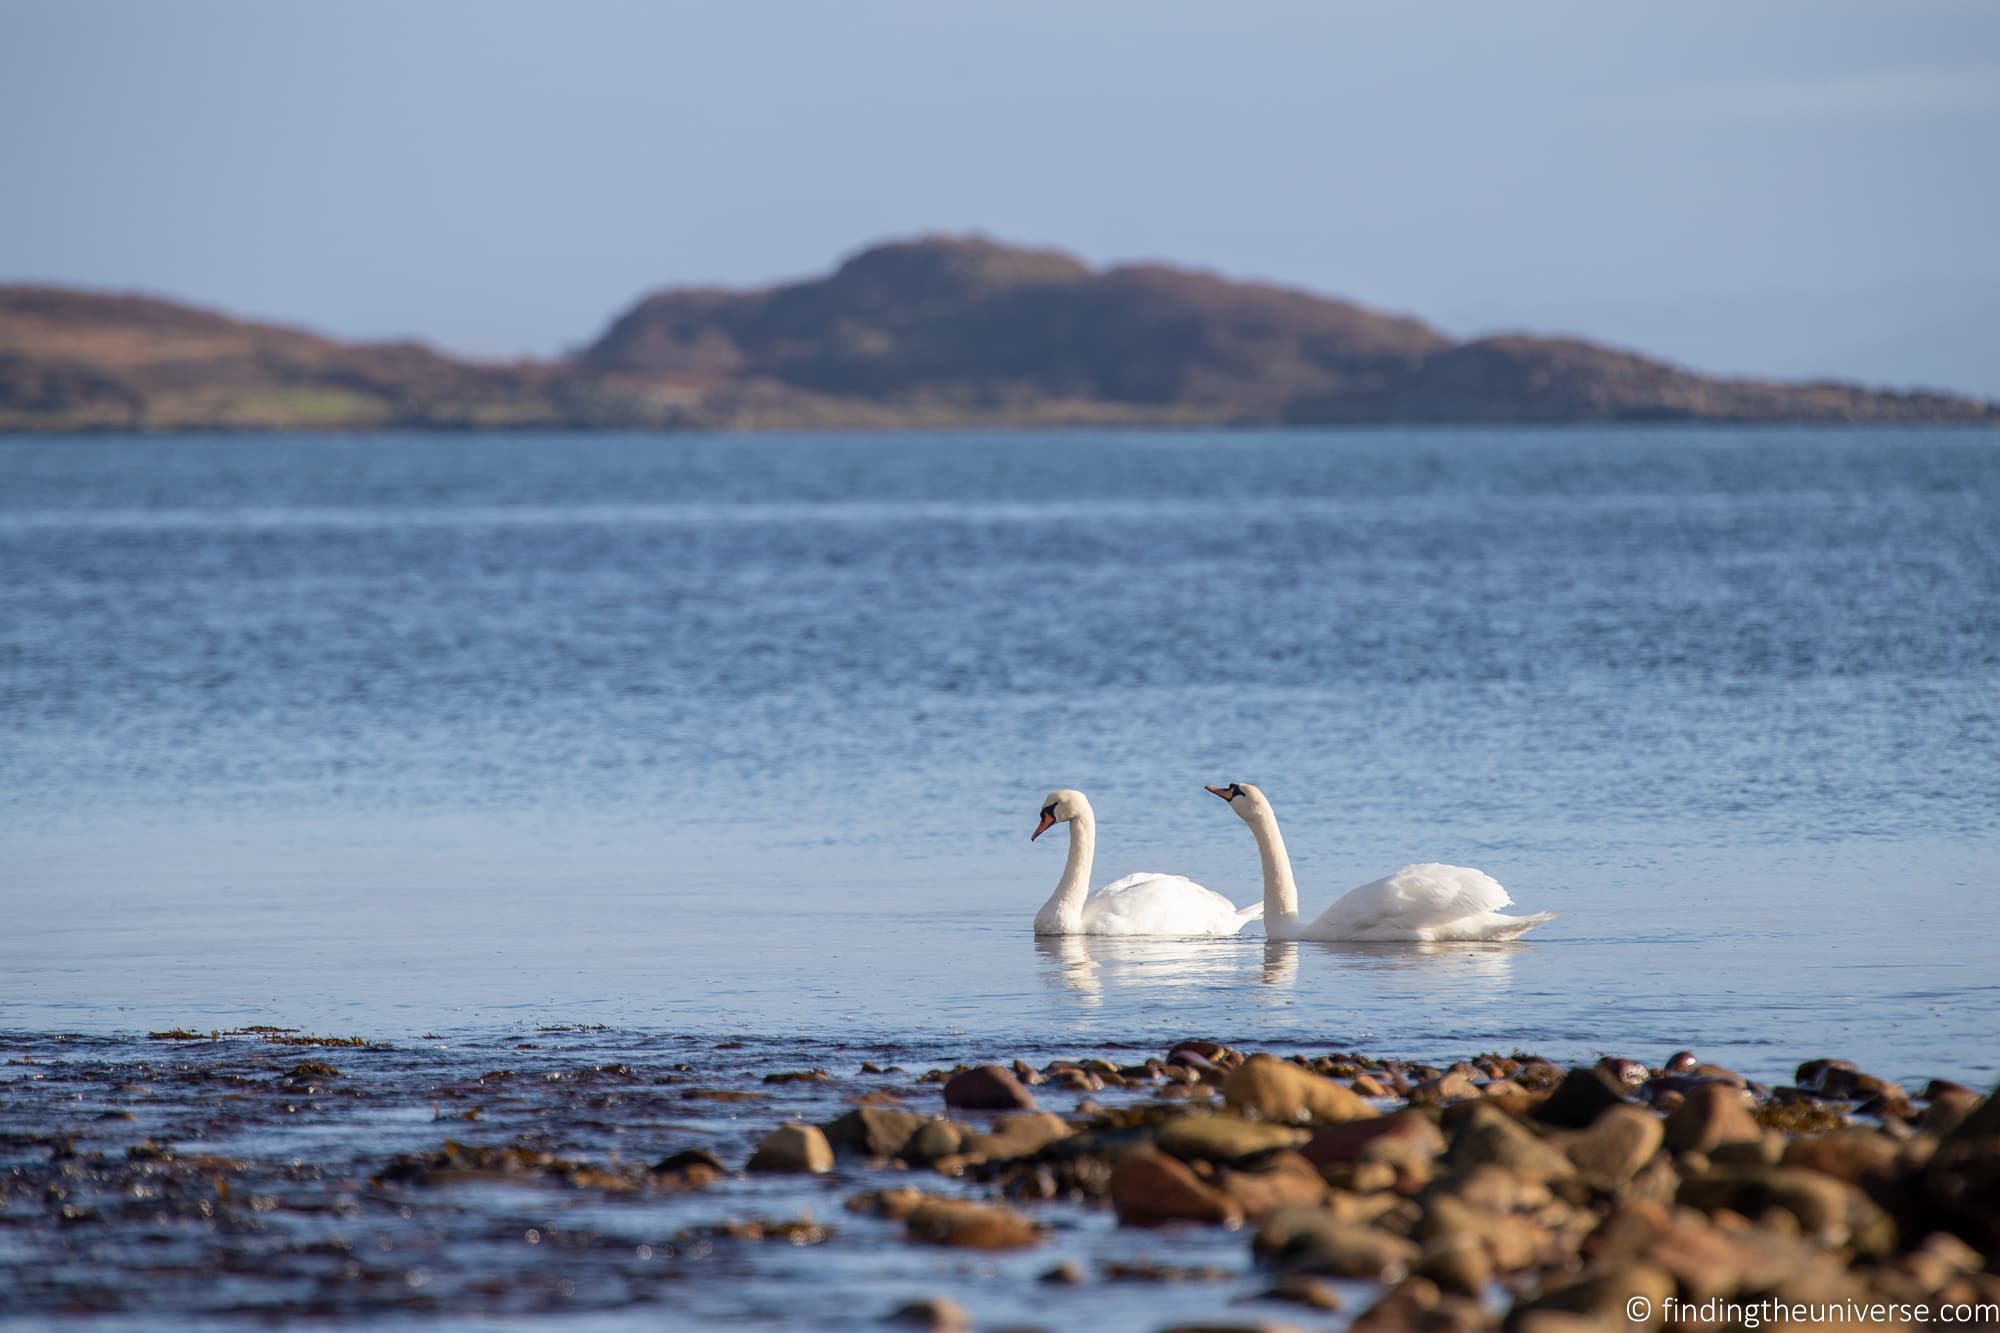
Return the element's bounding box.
[1205,783,1556,942]
[1031,789,1264,937]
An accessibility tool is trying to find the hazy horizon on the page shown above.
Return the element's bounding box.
[4,1,1997,396]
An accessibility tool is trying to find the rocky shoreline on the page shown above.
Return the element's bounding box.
[2,1029,1996,1329]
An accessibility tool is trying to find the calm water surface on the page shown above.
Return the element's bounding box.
[3,428,1997,1085]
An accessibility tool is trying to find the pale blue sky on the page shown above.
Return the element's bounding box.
[4,1,1997,395]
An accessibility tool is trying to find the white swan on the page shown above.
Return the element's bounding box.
[1205,783,1556,942]
[1031,789,1264,937]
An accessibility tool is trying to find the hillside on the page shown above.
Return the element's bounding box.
[4,237,1994,430]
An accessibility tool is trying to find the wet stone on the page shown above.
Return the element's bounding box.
[941,1065,1037,1112]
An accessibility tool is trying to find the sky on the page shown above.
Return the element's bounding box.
[3,1,1997,396]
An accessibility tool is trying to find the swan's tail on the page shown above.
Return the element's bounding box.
[1235,901,1266,923]
[1480,910,1557,942]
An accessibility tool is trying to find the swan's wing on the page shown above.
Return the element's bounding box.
[1082,872,1259,937]
[1312,863,1513,939]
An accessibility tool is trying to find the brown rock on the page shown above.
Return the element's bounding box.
[1350,1073,1390,1098]
[1532,1065,1634,1129]
[1109,1146,1244,1228]
[822,1107,930,1159]
[1216,1150,1330,1218]
[1662,1083,1760,1154]
[962,1111,1072,1161]
[1781,1128,1900,1184]
[902,1120,967,1166]
[746,1122,835,1174]
[1677,1166,1893,1250]
[904,1197,1044,1249]
[1251,1206,1420,1279]
[1224,1053,1378,1125]
[1253,1273,1344,1310]
[885,1295,973,1329]
[1408,1070,1482,1107]
[942,1065,1036,1111]
[1525,1261,1675,1327]
[1157,1114,1308,1163]
[1560,1106,1665,1188]
[1447,1104,1576,1181]
[1416,1229,1493,1295]
[1920,1080,1984,1128]
[1301,1109,1444,1169]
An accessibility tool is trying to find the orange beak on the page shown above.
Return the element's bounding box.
[1205,785,1233,801]
[1032,812,1057,841]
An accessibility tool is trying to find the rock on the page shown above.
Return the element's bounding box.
[1523,1261,1675,1326]
[1532,1065,1634,1129]
[1664,1051,1698,1073]
[1596,1057,1648,1087]
[1708,1131,1785,1169]
[1216,1150,1330,1218]
[1157,1114,1308,1163]
[1010,1058,1044,1085]
[1561,1106,1665,1188]
[650,1148,726,1188]
[1109,1146,1244,1228]
[942,1065,1036,1112]
[1781,1128,1899,1184]
[1038,1259,1083,1284]
[904,1197,1044,1249]
[1251,1273,1344,1310]
[1662,1083,1761,1154]
[846,1187,925,1220]
[902,1120,967,1166]
[884,1296,972,1329]
[1417,1191,1549,1272]
[1350,1073,1390,1098]
[1677,1166,1893,1251]
[746,1123,835,1174]
[1447,1105,1576,1181]
[822,1107,930,1160]
[1224,1053,1377,1125]
[1304,1108,1444,1157]
[962,1111,1072,1161]
[1416,1229,1493,1295]
[1408,1071,1482,1107]
[1251,1206,1420,1279]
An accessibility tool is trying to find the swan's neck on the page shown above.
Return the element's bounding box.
[1247,807,1302,938]
[1035,810,1096,935]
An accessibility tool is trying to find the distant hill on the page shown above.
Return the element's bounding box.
[4,237,1994,431]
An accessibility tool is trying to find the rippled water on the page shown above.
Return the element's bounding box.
[3,428,1997,1086]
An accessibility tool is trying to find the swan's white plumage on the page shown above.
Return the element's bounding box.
[1031,789,1262,938]
[1305,862,1554,942]
[1210,784,1555,942]
[1076,872,1265,938]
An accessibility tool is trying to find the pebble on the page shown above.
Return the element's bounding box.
[1156,1114,1307,1163]
[822,1107,930,1159]
[1223,1054,1377,1125]
[1662,1083,1761,1154]
[745,1123,834,1174]
[883,1296,971,1329]
[941,1065,1037,1112]
[1532,1065,1634,1129]
[1109,1146,1244,1228]
[903,1197,1044,1249]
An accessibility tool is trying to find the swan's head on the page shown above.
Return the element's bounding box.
[1205,782,1271,824]
[1032,789,1088,841]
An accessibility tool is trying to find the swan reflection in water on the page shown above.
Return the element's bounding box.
[1034,934,1523,1006]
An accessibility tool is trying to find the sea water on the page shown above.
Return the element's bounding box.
[2,427,1996,1086]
